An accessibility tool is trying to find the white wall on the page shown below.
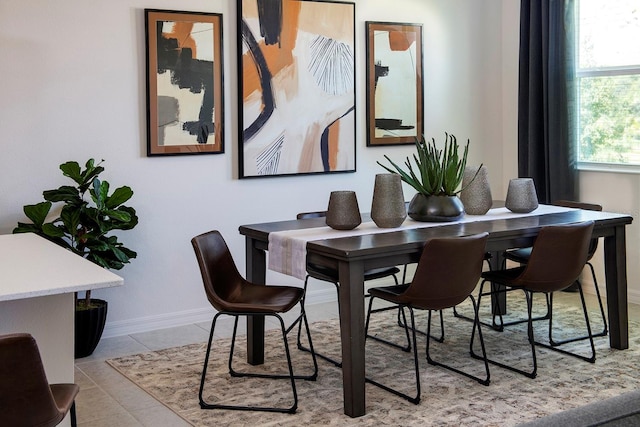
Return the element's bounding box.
[5,0,630,338]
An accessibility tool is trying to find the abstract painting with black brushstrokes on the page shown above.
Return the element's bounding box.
[145,10,224,156]
[239,0,356,178]
[365,21,423,147]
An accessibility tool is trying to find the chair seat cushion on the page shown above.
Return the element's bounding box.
[503,247,532,264]
[222,283,305,314]
[307,263,400,283]
[481,266,526,286]
[368,284,469,310]
[368,284,410,302]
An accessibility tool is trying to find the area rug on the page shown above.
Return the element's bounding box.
[107,295,640,426]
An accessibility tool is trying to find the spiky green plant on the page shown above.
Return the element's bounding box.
[13,159,138,308]
[378,132,480,197]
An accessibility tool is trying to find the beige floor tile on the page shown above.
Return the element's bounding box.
[75,382,131,424]
[130,405,192,427]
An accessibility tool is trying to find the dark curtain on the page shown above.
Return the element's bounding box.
[518,0,577,204]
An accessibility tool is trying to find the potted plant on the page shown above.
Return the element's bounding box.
[13,159,138,357]
[378,132,480,221]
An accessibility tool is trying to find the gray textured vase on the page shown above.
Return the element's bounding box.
[371,174,406,228]
[408,194,465,222]
[325,191,362,230]
[505,178,539,213]
[460,165,492,215]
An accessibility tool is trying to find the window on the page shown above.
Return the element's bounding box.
[576,0,640,168]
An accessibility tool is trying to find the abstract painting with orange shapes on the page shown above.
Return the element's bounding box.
[365,22,423,146]
[239,0,356,178]
[145,10,224,156]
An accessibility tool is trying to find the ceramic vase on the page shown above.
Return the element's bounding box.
[505,178,539,213]
[371,174,406,228]
[460,165,492,215]
[408,194,465,222]
[325,191,362,230]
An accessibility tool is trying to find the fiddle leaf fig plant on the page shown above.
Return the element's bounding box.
[378,132,481,197]
[13,159,138,308]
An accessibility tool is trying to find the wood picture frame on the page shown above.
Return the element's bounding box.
[238,0,356,178]
[366,21,423,146]
[145,9,224,156]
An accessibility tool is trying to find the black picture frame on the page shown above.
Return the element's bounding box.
[238,0,356,178]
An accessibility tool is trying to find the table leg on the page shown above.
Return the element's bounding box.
[488,251,507,315]
[245,236,266,365]
[603,225,629,350]
[337,260,366,418]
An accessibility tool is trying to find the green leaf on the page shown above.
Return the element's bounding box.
[42,223,66,238]
[43,186,81,204]
[59,161,82,184]
[23,202,52,226]
[105,186,133,209]
[60,206,81,236]
[13,222,42,234]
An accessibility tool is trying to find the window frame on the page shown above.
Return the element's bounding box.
[575,1,640,172]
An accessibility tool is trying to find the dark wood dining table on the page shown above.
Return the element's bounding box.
[239,207,633,418]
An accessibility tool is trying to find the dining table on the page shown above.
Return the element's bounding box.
[238,205,633,418]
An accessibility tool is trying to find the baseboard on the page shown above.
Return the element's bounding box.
[102,286,339,338]
[102,276,640,339]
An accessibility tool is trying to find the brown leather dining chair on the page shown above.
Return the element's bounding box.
[502,200,608,342]
[472,221,596,379]
[191,230,318,414]
[364,233,491,404]
[294,211,409,368]
[0,333,80,427]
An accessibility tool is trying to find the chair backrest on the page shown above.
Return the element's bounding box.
[553,200,602,258]
[513,221,595,292]
[0,333,65,426]
[400,233,489,310]
[297,211,327,220]
[191,230,248,312]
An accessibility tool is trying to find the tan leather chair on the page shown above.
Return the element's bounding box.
[473,221,596,379]
[0,333,79,427]
[364,233,490,404]
[191,230,318,413]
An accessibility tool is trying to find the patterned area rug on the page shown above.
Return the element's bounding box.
[107,295,640,426]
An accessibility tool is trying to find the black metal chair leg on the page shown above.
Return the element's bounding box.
[367,303,412,352]
[549,265,607,346]
[540,284,596,363]
[399,308,445,342]
[588,261,609,336]
[296,277,343,367]
[200,311,315,413]
[472,284,537,379]
[70,402,77,427]
[365,302,421,404]
[427,297,490,385]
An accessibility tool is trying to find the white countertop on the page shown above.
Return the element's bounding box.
[0,233,123,301]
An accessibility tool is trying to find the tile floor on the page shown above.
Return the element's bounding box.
[74,292,639,426]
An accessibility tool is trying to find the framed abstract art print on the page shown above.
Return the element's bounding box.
[238,0,356,178]
[145,9,224,156]
[366,21,423,146]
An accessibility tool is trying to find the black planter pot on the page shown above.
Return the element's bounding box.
[75,299,108,358]
[408,194,465,222]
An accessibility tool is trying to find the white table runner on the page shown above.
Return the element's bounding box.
[268,204,576,280]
